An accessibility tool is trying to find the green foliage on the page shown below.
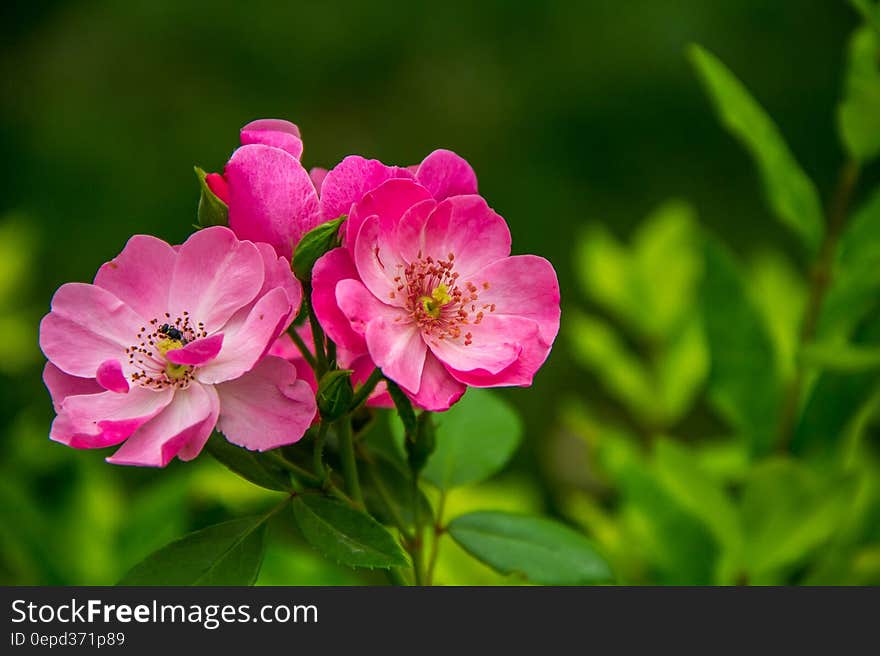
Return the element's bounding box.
[838,25,880,162]
[292,216,346,283]
[572,202,707,428]
[700,237,780,454]
[118,515,269,585]
[391,389,523,490]
[205,433,294,492]
[447,511,612,585]
[689,45,824,253]
[194,166,228,228]
[291,494,408,569]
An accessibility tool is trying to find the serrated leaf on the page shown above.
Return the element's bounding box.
[194,166,228,228]
[118,516,268,585]
[689,45,823,253]
[839,26,880,162]
[393,389,522,490]
[292,494,408,569]
[205,432,293,492]
[447,511,612,585]
[700,236,780,454]
[292,216,345,282]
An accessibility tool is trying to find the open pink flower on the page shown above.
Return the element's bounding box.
[207,119,321,259]
[311,178,560,411]
[39,226,316,467]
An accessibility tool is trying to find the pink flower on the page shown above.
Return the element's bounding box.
[311,177,560,411]
[39,226,317,467]
[208,119,321,259]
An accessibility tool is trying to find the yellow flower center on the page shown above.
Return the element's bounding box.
[155,337,190,380]
[418,284,452,319]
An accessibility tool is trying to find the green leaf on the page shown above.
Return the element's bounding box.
[292,215,346,282]
[838,26,880,162]
[361,455,432,529]
[205,433,293,492]
[700,236,780,454]
[652,439,741,559]
[820,186,880,339]
[194,166,228,228]
[291,494,408,569]
[385,378,417,437]
[447,511,612,585]
[793,312,880,455]
[418,389,523,490]
[689,45,824,253]
[801,342,880,372]
[118,516,269,585]
[740,459,856,581]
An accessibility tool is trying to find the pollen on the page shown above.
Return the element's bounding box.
[125,312,207,390]
[397,252,496,345]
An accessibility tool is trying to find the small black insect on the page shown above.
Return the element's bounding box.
[159,324,185,342]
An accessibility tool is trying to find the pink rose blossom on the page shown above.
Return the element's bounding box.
[208,119,321,259]
[39,226,316,467]
[311,177,560,411]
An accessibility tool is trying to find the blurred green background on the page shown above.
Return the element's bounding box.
[1,1,878,585]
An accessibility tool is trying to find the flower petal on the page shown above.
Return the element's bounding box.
[312,248,367,352]
[93,234,176,321]
[320,155,413,227]
[166,333,224,366]
[468,254,561,345]
[96,359,129,393]
[51,386,173,449]
[409,351,466,411]
[426,314,535,376]
[215,356,316,451]
[239,118,303,159]
[339,350,392,408]
[336,278,402,338]
[364,315,426,394]
[446,324,551,388]
[253,241,302,330]
[225,144,321,258]
[415,149,478,201]
[168,226,264,332]
[269,330,317,393]
[310,167,328,194]
[106,383,218,467]
[205,173,229,204]
[352,215,407,307]
[195,287,291,384]
[40,283,141,378]
[421,195,511,278]
[43,362,101,412]
[344,177,431,251]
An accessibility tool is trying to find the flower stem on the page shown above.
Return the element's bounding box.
[776,159,860,452]
[312,421,329,485]
[264,449,321,488]
[288,326,315,368]
[350,368,384,411]
[336,417,364,507]
[303,288,329,377]
[425,491,447,586]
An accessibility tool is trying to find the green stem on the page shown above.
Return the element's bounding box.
[350,368,384,411]
[288,326,316,369]
[776,159,860,452]
[336,417,364,507]
[425,491,447,586]
[304,288,329,377]
[312,421,329,485]
[264,449,321,487]
[385,568,410,586]
[410,471,426,586]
